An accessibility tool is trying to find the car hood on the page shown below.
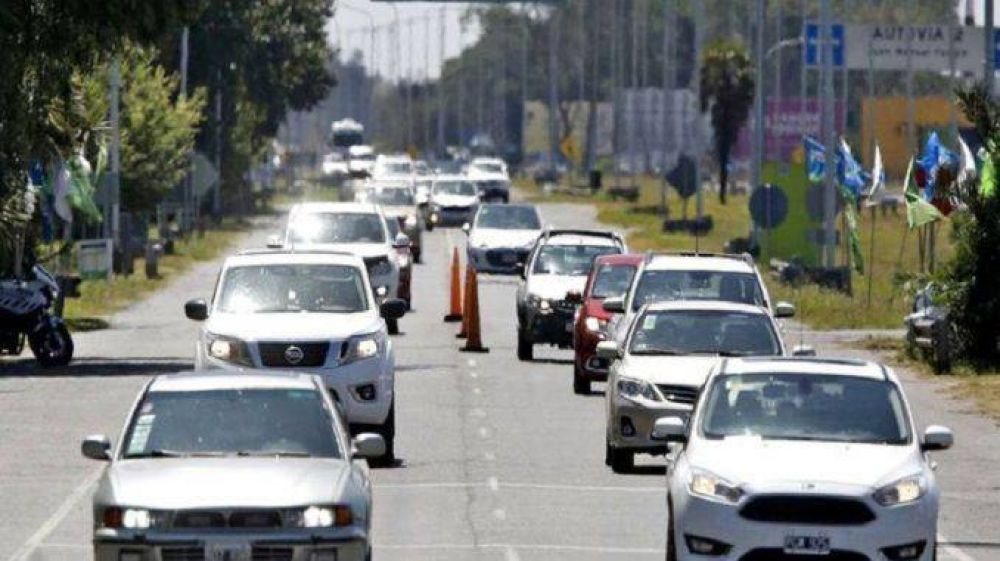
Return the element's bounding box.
[289,242,389,259]
[103,458,350,509]
[432,194,479,207]
[206,311,380,341]
[690,437,919,490]
[526,274,587,301]
[469,228,540,250]
[619,355,719,387]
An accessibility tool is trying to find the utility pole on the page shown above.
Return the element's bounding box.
[820,0,836,268]
[520,3,530,163]
[547,7,561,175]
[986,0,995,96]
[752,0,766,207]
[438,8,447,153]
[693,0,704,220]
[108,56,122,263]
[213,70,222,221]
[661,0,674,212]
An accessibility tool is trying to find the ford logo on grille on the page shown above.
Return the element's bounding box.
[284,345,304,365]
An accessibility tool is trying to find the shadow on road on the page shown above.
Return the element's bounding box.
[529,358,573,366]
[626,464,668,476]
[0,357,193,378]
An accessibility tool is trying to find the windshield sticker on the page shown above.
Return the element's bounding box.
[642,315,657,330]
[127,414,155,455]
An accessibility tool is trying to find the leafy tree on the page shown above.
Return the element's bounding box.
[700,40,753,204]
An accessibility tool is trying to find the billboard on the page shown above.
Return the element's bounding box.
[844,24,994,72]
[735,98,845,162]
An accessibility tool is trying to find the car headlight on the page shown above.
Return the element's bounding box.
[205,333,253,366]
[874,475,926,506]
[616,376,661,402]
[528,295,552,312]
[404,215,417,228]
[101,507,167,530]
[584,316,606,333]
[689,469,744,504]
[287,505,354,528]
[341,333,383,365]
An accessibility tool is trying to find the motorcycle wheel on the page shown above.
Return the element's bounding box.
[29,323,74,367]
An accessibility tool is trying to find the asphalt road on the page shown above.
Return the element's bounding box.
[1,203,998,561]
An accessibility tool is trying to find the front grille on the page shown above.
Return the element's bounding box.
[173,511,226,528]
[258,342,329,367]
[656,384,698,404]
[230,510,282,528]
[740,548,868,561]
[740,495,875,525]
[485,249,528,267]
[172,509,286,529]
[252,546,294,561]
[161,547,205,561]
[441,205,471,212]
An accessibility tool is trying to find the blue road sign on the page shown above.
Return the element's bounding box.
[805,23,845,68]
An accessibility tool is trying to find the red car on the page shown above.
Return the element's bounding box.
[571,253,642,394]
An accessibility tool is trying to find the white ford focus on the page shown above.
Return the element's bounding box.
[655,357,953,561]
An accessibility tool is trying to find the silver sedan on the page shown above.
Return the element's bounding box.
[82,370,384,561]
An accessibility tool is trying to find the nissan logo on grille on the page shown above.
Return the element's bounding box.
[283,345,304,365]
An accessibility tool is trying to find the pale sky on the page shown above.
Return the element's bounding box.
[327,0,482,81]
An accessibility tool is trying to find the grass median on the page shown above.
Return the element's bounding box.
[63,221,250,330]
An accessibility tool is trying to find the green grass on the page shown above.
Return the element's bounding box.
[520,174,954,330]
[63,221,249,329]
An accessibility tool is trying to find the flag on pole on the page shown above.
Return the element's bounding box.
[866,144,885,206]
[958,135,977,184]
[904,157,944,229]
[836,137,866,198]
[804,136,826,183]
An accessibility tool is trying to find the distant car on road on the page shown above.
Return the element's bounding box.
[425,175,480,229]
[654,357,953,561]
[347,145,375,179]
[83,370,384,561]
[599,300,796,472]
[356,180,423,263]
[466,157,511,202]
[572,253,642,394]
[383,214,414,310]
[465,203,543,274]
[515,229,626,360]
[183,249,405,458]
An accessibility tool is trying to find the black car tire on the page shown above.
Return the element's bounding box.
[573,366,590,395]
[387,317,399,335]
[517,329,533,361]
[425,221,434,232]
[29,323,73,367]
[376,402,396,465]
[666,500,677,561]
[608,444,633,473]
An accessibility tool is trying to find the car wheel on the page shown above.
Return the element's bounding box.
[387,318,399,335]
[517,329,533,361]
[413,249,422,264]
[29,323,73,367]
[666,500,677,561]
[573,366,590,395]
[609,445,633,473]
[377,402,396,465]
[604,439,613,467]
[425,221,434,232]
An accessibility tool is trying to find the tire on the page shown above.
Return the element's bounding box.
[517,329,533,361]
[29,323,73,367]
[387,317,399,335]
[425,221,434,232]
[573,366,590,395]
[608,444,633,473]
[666,500,677,561]
[413,249,422,264]
[377,402,396,465]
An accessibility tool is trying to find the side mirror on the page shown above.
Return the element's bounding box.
[774,301,796,318]
[393,233,411,249]
[461,222,471,234]
[82,434,111,461]
[266,234,284,249]
[602,296,625,314]
[352,433,387,459]
[791,345,816,357]
[650,417,688,443]
[921,425,954,451]
[565,290,583,304]
[380,298,407,320]
[595,340,621,360]
[184,298,208,321]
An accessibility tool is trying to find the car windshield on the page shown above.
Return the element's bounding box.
[473,162,504,174]
[216,264,369,313]
[383,162,412,174]
[701,373,911,444]
[532,244,620,276]
[433,180,477,196]
[288,212,386,244]
[629,310,780,356]
[631,270,764,311]
[476,205,541,230]
[123,389,341,458]
[591,264,637,299]
[362,187,414,206]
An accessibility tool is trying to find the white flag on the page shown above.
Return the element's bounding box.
[958,135,977,184]
[866,144,885,207]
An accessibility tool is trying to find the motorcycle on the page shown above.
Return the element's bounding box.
[0,264,74,367]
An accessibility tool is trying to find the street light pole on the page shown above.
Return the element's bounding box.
[986,0,995,96]
[820,0,837,268]
[752,0,765,214]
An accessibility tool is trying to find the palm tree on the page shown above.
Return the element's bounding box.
[700,40,754,205]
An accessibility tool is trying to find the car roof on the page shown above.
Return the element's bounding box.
[544,232,620,247]
[431,174,472,183]
[148,370,319,393]
[595,253,644,266]
[225,250,365,268]
[719,357,891,381]
[290,202,380,214]
[644,254,755,273]
[642,300,770,315]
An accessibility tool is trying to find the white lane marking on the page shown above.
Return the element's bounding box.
[373,543,661,555]
[375,482,478,490]
[372,480,662,493]
[483,451,496,461]
[492,508,507,521]
[32,543,90,550]
[469,371,479,378]
[505,546,522,561]
[7,467,104,561]
[938,533,978,561]
[478,426,491,438]
[502,482,664,493]
[467,359,478,368]
[470,407,486,418]
[473,387,482,395]
[487,477,500,492]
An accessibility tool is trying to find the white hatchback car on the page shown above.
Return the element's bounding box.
[654,357,953,561]
[183,249,406,461]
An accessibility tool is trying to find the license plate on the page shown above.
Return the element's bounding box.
[784,535,831,556]
[206,542,252,561]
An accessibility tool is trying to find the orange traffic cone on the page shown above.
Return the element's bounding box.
[443,247,463,322]
[456,264,474,339]
[460,267,489,353]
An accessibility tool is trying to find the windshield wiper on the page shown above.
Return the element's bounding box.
[631,348,683,355]
[236,450,313,457]
[128,449,226,459]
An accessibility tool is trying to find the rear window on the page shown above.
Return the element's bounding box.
[590,264,637,299]
[632,270,764,311]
